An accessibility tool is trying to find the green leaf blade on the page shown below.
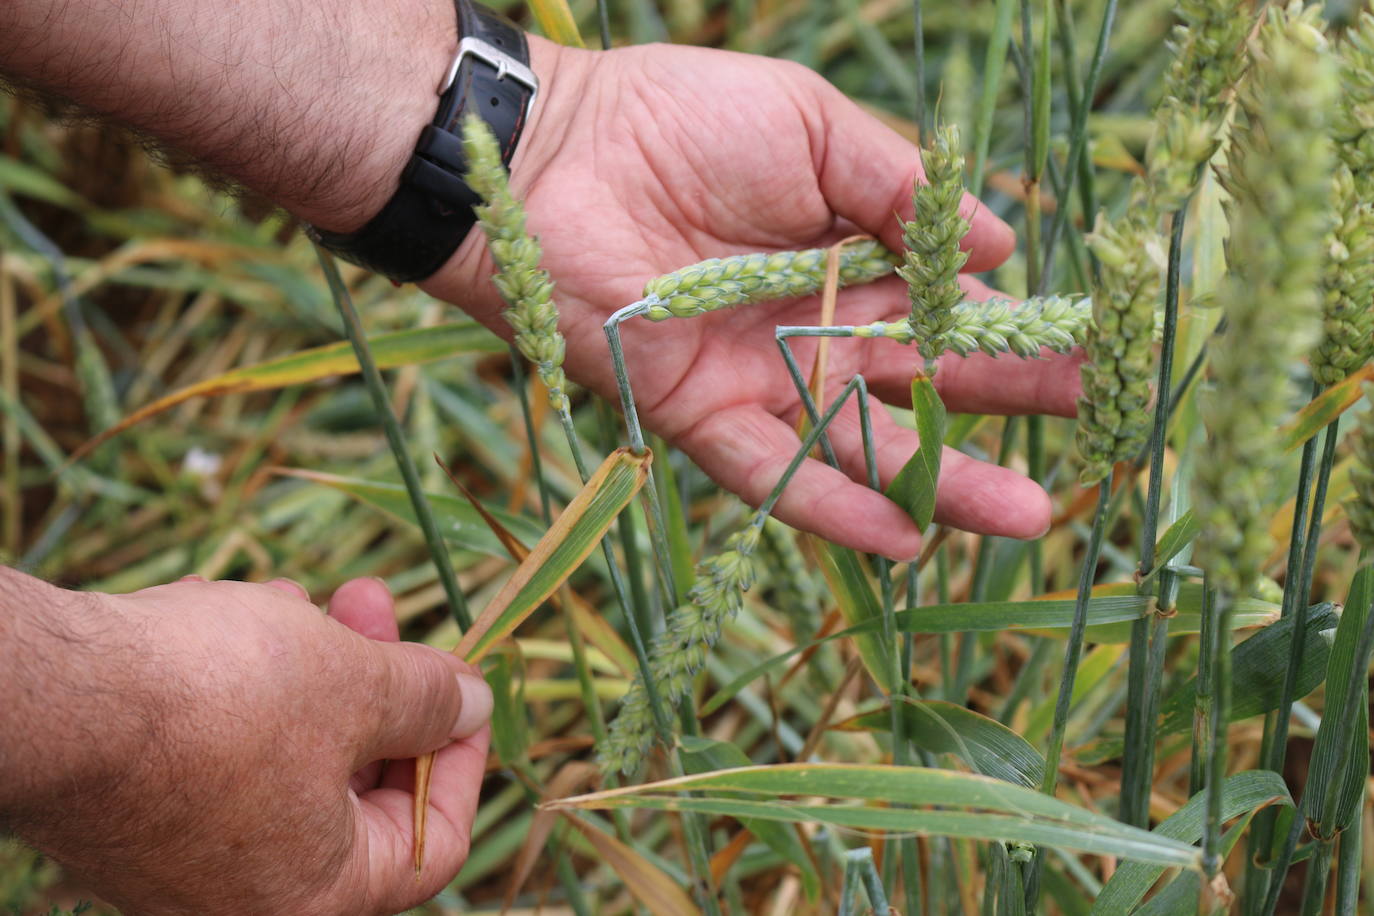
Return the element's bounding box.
[885,376,947,528]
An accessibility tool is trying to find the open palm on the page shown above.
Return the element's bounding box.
[431,41,1082,559]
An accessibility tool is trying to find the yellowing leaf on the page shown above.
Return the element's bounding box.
[1280,364,1374,452]
[529,0,586,47]
[70,321,503,463]
[559,814,699,916]
[456,448,651,663]
[415,447,650,871]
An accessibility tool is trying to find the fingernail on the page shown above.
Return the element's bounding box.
[452,673,493,739]
[266,578,309,600]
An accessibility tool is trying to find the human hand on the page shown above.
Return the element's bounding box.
[428,39,1083,560]
[4,573,490,916]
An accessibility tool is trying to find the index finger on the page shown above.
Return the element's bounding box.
[805,78,1016,272]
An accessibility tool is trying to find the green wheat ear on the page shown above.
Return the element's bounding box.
[1313,13,1374,386]
[640,243,895,320]
[601,519,763,775]
[1315,166,1374,386]
[1193,1,1333,597]
[900,123,969,362]
[1075,209,1162,486]
[853,294,1091,356]
[1348,385,1374,555]
[461,112,571,414]
[1146,0,1251,215]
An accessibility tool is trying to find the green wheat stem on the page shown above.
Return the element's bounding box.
[1294,422,1341,651]
[596,0,611,50]
[1334,818,1362,915]
[911,0,926,138]
[509,346,552,524]
[970,0,1017,196]
[511,359,627,848]
[1299,840,1335,916]
[1038,0,1118,288]
[314,246,470,631]
[900,561,922,916]
[1021,0,1052,296]
[855,376,918,901]
[1019,0,1040,296]
[1026,470,1112,910]
[1263,584,1374,916]
[1247,392,1332,902]
[509,344,616,832]
[1191,581,1215,799]
[1120,206,1187,830]
[1204,586,1235,877]
[958,417,1019,705]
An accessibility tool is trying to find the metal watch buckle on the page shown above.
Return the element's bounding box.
[438,36,539,109]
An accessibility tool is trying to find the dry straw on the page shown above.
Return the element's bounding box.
[462,113,572,414]
[1193,2,1333,596]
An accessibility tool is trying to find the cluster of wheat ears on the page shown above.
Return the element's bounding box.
[442,0,1374,911]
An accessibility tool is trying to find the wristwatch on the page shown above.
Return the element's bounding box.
[309,0,539,283]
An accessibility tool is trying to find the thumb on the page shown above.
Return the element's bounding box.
[359,642,493,763]
[804,78,1015,272]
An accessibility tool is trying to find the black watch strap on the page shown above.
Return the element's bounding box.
[310,1,536,283]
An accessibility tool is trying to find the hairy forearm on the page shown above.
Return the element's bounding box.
[0,0,456,231]
[0,568,145,835]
